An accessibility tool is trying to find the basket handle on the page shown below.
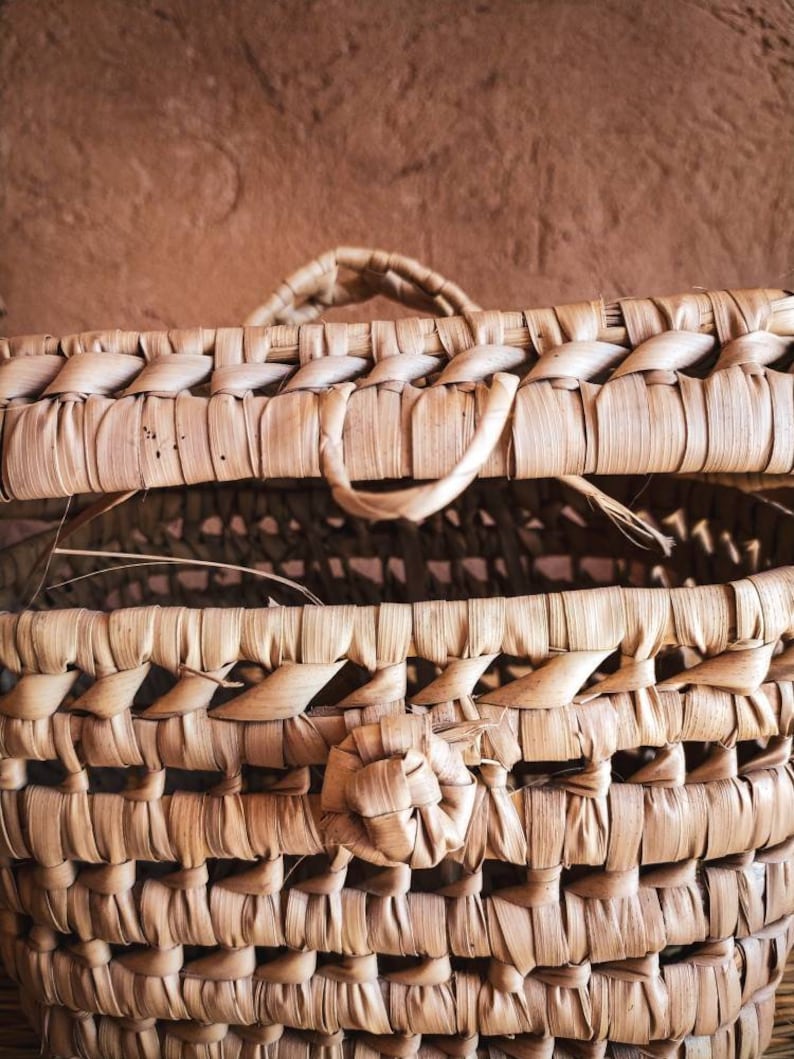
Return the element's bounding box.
[253,248,672,546]
[320,372,673,546]
[245,246,480,326]
[320,373,519,522]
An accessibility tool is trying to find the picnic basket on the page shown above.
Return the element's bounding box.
[0,248,793,1058]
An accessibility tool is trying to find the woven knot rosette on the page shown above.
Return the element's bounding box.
[0,247,794,1058]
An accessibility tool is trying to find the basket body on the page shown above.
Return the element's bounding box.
[1,267,794,1058]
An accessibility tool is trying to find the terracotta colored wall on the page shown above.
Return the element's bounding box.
[1,0,792,339]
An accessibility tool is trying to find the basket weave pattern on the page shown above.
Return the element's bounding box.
[1,254,794,1058]
[1,576,794,1054]
[1,275,793,508]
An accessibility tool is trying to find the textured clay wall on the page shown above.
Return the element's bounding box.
[1,0,793,338]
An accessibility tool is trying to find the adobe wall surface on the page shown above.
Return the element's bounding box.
[1,0,792,337]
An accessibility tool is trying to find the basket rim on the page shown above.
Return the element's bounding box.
[1,284,793,531]
[2,566,793,675]
[2,285,793,357]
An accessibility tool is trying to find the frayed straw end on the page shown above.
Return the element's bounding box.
[433,718,499,746]
[560,476,674,557]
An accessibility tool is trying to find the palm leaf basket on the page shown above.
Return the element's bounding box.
[0,248,793,1058]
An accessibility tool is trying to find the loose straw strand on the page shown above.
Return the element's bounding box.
[49,548,324,605]
[560,475,674,555]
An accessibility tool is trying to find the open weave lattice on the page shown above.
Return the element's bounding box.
[1,253,794,1058]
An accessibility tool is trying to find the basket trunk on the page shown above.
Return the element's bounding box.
[1,262,793,1057]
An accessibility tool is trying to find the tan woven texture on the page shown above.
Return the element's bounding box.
[2,249,793,511]
[1,250,794,1058]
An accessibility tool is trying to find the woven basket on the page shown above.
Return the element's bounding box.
[1,248,794,1059]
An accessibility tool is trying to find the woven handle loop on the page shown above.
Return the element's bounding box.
[320,371,519,522]
[245,245,480,326]
[249,249,671,543]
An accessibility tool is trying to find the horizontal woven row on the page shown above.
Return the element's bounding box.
[2,571,793,673]
[1,914,791,1043]
[2,762,793,867]
[0,679,790,769]
[1,289,793,500]
[3,840,793,958]
[18,988,783,1059]
[4,365,794,501]
[4,288,791,372]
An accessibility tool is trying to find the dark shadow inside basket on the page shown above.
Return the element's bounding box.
[0,474,792,613]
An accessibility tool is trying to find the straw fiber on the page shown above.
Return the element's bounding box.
[0,250,793,1057]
